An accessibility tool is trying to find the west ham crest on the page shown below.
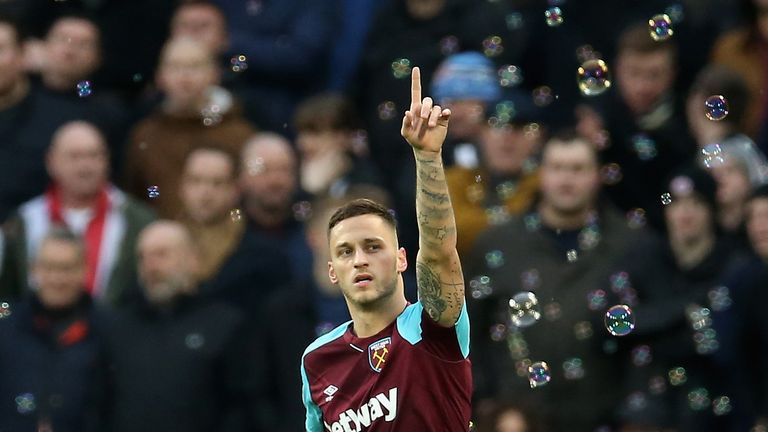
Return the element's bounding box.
[367,337,392,373]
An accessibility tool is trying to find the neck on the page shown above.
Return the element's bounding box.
[42,72,75,93]
[670,232,715,270]
[0,77,29,110]
[60,188,102,210]
[538,202,592,230]
[719,204,744,232]
[348,292,407,338]
[245,200,289,229]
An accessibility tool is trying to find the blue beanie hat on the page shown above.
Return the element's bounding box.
[431,51,501,103]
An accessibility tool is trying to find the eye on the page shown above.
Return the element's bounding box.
[339,248,352,257]
[367,244,381,252]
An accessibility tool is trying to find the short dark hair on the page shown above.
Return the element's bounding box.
[294,93,361,132]
[617,22,677,63]
[38,226,85,262]
[542,128,599,165]
[690,65,750,127]
[327,198,397,239]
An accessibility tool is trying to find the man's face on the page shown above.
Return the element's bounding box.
[747,198,768,260]
[328,214,407,310]
[240,141,297,212]
[296,129,348,161]
[443,99,485,141]
[45,18,100,84]
[665,195,713,244]
[180,151,239,224]
[157,40,217,110]
[0,23,24,95]
[47,124,108,198]
[171,5,227,55]
[480,123,541,176]
[712,159,751,207]
[539,141,600,214]
[616,49,675,115]
[33,239,85,310]
[137,226,196,304]
[495,410,527,432]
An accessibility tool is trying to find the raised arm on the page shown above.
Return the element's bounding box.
[401,67,465,328]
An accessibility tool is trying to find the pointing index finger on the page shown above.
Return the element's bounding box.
[410,67,421,111]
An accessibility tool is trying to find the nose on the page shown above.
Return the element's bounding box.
[353,249,369,268]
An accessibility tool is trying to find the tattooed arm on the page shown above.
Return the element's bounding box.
[400,67,465,327]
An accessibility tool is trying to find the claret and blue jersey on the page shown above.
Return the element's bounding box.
[301,301,472,432]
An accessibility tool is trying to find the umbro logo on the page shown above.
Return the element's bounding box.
[324,385,338,402]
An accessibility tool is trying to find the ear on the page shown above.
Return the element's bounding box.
[328,261,339,284]
[396,247,408,273]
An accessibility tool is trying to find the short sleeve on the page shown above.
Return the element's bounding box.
[397,302,470,361]
[300,361,323,432]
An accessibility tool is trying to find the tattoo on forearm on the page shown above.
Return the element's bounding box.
[419,188,449,204]
[416,262,447,322]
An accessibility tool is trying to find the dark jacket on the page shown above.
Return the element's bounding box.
[98,294,253,432]
[0,295,102,432]
[467,206,643,431]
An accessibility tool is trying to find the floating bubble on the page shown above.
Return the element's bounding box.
[485,250,505,269]
[147,185,160,199]
[246,157,264,175]
[246,0,262,15]
[688,388,711,411]
[587,289,608,311]
[439,35,459,55]
[523,214,542,232]
[668,366,688,386]
[686,305,712,330]
[292,200,313,221]
[544,7,563,27]
[132,73,143,83]
[566,249,578,262]
[533,86,554,107]
[508,291,541,328]
[475,175,483,183]
[515,358,533,377]
[702,143,725,168]
[76,80,92,97]
[578,225,601,250]
[315,322,335,336]
[230,54,248,72]
[705,95,729,121]
[486,206,511,225]
[498,65,523,87]
[0,302,10,318]
[708,286,732,312]
[649,375,667,394]
[712,396,732,416]
[469,420,476,431]
[631,345,653,367]
[230,209,242,222]
[543,302,562,321]
[496,181,517,200]
[185,333,205,349]
[648,14,674,41]
[506,331,530,359]
[15,393,35,414]
[482,36,504,57]
[465,184,484,204]
[627,208,647,229]
[469,275,493,299]
[520,269,540,290]
[490,323,507,342]
[576,44,598,63]
[574,321,594,340]
[665,4,684,24]
[201,104,222,126]
[505,13,524,31]
[377,101,397,121]
[493,100,517,123]
[563,357,585,380]
[577,59,611,96]
[528,361,551,388]
[603,339,618,354]
[626,391,648,411]
[601,163,623,185]
[605,304,635,336]
[632,134,658,160]
[661,193,672,205]
[391,58,412,79]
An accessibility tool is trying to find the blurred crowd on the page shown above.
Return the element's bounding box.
[0,0,766,431]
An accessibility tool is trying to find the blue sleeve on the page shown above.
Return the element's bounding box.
[301,361,323,432]
[397,302,470,360]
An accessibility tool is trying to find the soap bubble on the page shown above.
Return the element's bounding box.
[469,275,493,299]
[566,249,578,262]
[665,4,684,24]
[587,289,608,311]
[147,185,160,199]
[520,269,540,290]
[15,393,36,414]
[528,361,551,388]
[702,143,725,168]
[543,302,562,321]
[705,95,729,121]
[601,163,623,185]
[661,193,672,205]
[508,291,541,328]
[498,65,523,87]
[708,286,732,312]
[577,59,611,96]
[485,250,505,269]
[533,86,554,107]
[668,366,688,386]
[490,324,507,342]
[505,13,524,30]
[0,302,10,318]
[712,396,732,416]
[230,209,242,222]
[439,35,460,55]
[230,54,248,72]
[76,80,92,97]
[604,304,635,336]
[649,375,667,394]
[632,134,658,160]
[631,345,653,367]
[574,321,594,340]
[627,208,647,229]
[563,357,585,380]
[315,322,335,336]
[545,7,563,27]
[688,387,711,411]
[391,58,412,79]
[482,36,504,57]
[292,200,313,221]
[648,14,674,41]
[377,101,397,121]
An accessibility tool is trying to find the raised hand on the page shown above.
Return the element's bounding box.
[401,67,451,154]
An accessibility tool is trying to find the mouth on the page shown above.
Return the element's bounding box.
[353,273,373,288]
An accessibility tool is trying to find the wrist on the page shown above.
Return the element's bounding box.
[413,148,443,159]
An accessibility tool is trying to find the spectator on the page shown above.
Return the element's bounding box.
[294,93,382,198]
[212,0,336,132]
[615,167,748,431]
[711,0,768,140]
[99,221,253,432]
[446,99,543,259]
[578,23,696,230]
[239,132,312,281]
[0,228,103,432]
[169,1,228,58]
[467,131,641,431]
[0,121,154,306]
[0,14,100,221]
[475,400,543,432]
[123,37,254,218]
[178,147,289,311]
[431,51,502,168]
